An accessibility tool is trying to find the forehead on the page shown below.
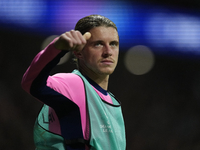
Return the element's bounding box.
[88,26,119,41]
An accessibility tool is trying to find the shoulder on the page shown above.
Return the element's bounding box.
[52,73,82,80]
[48,72,84,88]
[43,72,86,105]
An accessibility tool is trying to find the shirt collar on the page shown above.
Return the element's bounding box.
[84,75,108,96]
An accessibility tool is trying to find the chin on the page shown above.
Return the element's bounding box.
[99,69,115,75]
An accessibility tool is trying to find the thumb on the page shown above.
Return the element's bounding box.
[83,32,91,40]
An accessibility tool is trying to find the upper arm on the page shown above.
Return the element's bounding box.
[47,73,86,107]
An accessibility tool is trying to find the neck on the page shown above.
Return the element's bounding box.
[79,68,109,90]
[93,76,109,91]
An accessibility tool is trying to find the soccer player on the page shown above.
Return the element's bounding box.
[21,15,126,150]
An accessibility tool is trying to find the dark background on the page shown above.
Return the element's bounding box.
[1,0,200,149]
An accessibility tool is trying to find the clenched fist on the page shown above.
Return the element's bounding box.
[54,30,91,52]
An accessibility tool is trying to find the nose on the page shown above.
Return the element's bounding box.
[102,45,112,57]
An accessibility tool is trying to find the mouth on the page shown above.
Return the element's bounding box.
[100,59,114,65]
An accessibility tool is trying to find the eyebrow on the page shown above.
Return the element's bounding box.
[110,40,119,44]
[90,40,119,44]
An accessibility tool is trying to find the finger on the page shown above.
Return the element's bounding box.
[54,32,74,50]
[72,30,87,45]
[83,32,91,40]
[62,32,74,48]
[76,31,87,44]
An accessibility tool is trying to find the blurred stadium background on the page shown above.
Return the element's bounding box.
[1,0,200,149]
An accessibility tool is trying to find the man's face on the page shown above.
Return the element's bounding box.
[79,26,119,77]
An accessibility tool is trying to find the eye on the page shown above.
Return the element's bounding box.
[110,41,119,47]
[94,42,103,47]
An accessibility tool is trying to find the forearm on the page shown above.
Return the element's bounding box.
[21,38,67,94]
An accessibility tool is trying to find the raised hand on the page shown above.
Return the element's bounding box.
[54,30,91,52]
